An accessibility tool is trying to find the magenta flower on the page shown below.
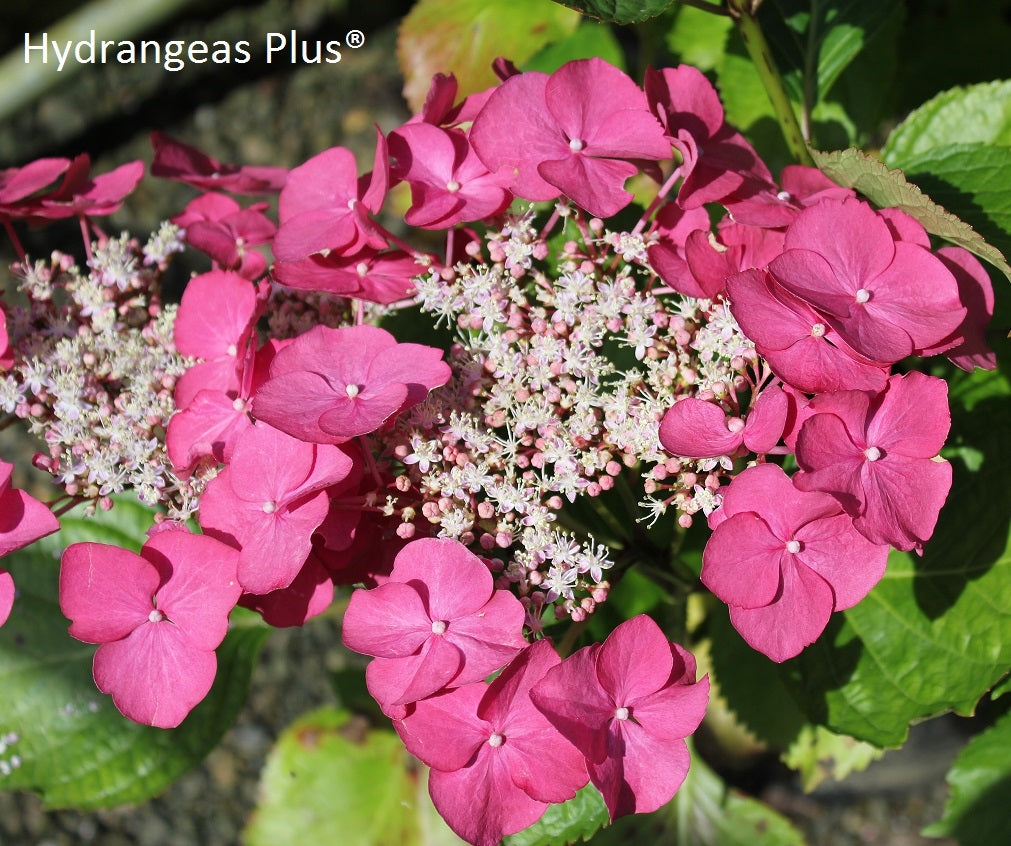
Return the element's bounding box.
[703,464,889,662]
[272,249,423,304]
[272,138,388,263]
[389,122,513,228]
[252,324,451,444]
[0,460,60,626]
[768,198,965,363]
[150,131,287,194]
[0,158,70,216]
[530,615,709,820]
[172,192,275,280]
[659,385,788,459]
[197,421,355,594]
[395,640,588,846]
[794,372,953,551]
[470,58,670,217]
[342,537,527,710]
[59,528,242,728]
[29,154,143,222]
[727,268,890,394]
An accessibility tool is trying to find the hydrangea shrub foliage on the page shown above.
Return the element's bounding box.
[1,0,1009,843]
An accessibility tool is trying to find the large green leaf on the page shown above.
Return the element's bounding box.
[882,80,1011,162]
[781,376,1011,747]
[811,147,1011,283]
[890,145,1011,259]
[0,497,269,808]
[550,0,677,25]
[922,707,1011,845]
[759,0,902,107]
[243,707,465,846]
[397,0,580,113]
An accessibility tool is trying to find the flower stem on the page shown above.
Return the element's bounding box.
[726,0,814,166]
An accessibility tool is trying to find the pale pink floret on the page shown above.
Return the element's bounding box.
[342,537,527,710]
[396,641,588,846]
[703,464,889,662]
[530,615,709,820]
[794,372,952,552]
[59,528,242,728]
[252,324,451,444]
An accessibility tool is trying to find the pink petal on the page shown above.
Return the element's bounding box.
[143,529,241,650]
[390,537,494,620]
[0,570,15,627]
[538,154,638,218]
[342,581,435,658]
[0,487,60,557]
[867,372,950,457]
[659,398,743,458]
[595,615,674,706]
[443,591,527,686]
[702,511,785,609]
[316,381,410,439]
[365,634,463,707]
[742,385,788,454]
[396,682,488,771]
[590,722,690,820]
[60,543,157,643]
[629,671,709,740]
[174,270,257,359]
[729,558,835,662]
[93,624,217,728]
[793,514,888,609]
[240,552,334,627]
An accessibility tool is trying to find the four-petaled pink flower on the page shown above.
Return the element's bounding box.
[470,58,670,217]
[342,537,527,710]
[793,372,952,552]
[530,614,709,820]
[252,324,451,443]
[703,464,889,662]
[59,527,242,728]
[395,640,588,846]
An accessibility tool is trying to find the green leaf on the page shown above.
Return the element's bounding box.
[922,708,1011,844]
[523,20,625,75]
[0,498,269,808]
[664,3,733,73]
[883,80,1011,162]
[244,707,465,846]
[397,0,580,113]
[782,725,883,792]
[810,147,1011,283]
[502,784,609,846]
[760,0,902,107]
[550,0,678,25]
[891,145,1011,260]
[781,382,1011,747]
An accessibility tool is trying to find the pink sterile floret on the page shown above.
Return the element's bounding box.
[0,158,70,215]
[470,58,670,218]
[172,192,276,280]
[150,131,288,194]
[197,421,355,594]
[395,640,588,846]
[768,198,965,363]
[0,459,61,626]
[342,537,527,710]
[252,324,451,444]
[29,154,143,221]
[703,464,889,662]
[793,371,953,552]
[59,528,242,728]
[530,614,709,820]
[659,385,788,459]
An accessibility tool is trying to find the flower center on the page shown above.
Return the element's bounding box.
[345,384,360,399]
[785,539,801,554]
[431,620,448,635]
[855,288,872,304]
[148,609,166,623]
[614,706,630,721]
[811,323,826,338]
[864,446,882,461]
[568,138,585,153]
[227,343,238,356]
[488,732,505,747]
[776,190,793,202]
[446,179,461,193]
[262,500,277,514]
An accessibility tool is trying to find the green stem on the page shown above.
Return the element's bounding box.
[726,0,815,166]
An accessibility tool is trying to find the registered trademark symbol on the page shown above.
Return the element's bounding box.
[346,30,365,48]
